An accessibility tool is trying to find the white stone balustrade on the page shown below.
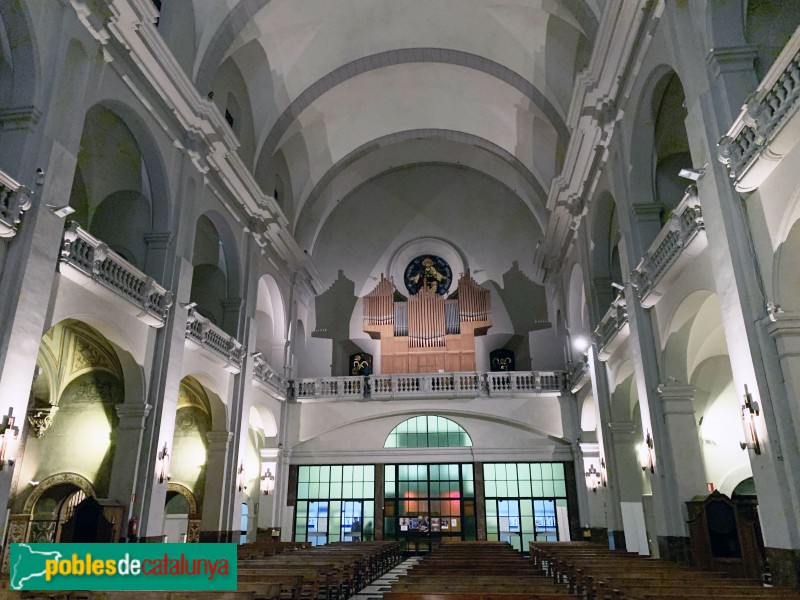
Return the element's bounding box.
[295,371,564,402]
[0,169,32,239]
[59,223,172,327]
[296,376,364,402]
[719,27,800,191]
[252,355,288,399]
[593,293,629,361]
[630,187,706,308]
[185,308,244,373]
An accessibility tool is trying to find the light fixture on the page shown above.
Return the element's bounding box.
[0,416,19,470]
[237,463,246,492]
[179,301,197,310]
[261,467,275,496]
[46,204,75,219]
[678,166,707,181]
[585,464,602,493]
[740,384,761,455]
[572,336,589,353]
[157,442,171,483]
[251,351,264,359]
[639,430,654,474]
[600,457,608,487]
[611,282,624,291]
[35,168,45,186]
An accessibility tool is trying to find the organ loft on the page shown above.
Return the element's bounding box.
[362,255,491,373]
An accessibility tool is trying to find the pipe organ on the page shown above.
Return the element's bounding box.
[363,271,491,373]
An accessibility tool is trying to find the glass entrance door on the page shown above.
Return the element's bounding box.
[341,501,363,541]
[307,501,329,546]
[497,499,522,551]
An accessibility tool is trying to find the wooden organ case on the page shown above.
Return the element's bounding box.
[363,272,491,373]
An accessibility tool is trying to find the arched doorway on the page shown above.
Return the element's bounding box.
[163,483,200,543]
[23,473,95,543]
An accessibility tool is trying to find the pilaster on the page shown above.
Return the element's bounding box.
[107,403,151,523]
[201,430,232,536]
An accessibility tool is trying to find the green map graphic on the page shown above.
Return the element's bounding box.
[10,544,62,590]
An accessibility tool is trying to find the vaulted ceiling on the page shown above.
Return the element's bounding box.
[166,0,601,270]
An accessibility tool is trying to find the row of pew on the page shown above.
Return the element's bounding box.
[531,540,800,600]
[385,540,580,600]
[1,540,401,600]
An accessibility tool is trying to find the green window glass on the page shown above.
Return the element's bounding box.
[384,416,472,448]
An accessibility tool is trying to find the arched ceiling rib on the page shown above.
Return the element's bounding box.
[257,48,569,162]
[294,130,549,252]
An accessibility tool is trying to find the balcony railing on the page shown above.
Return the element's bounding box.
[253,355,288,399]
[630,188,706,308]
[593,293,629,361]
[568,355,591,393]
[719,28,800,191]
[59,223,172,327]
[0,170,32,239]
[295,370,565,402]
[185,308,244,373]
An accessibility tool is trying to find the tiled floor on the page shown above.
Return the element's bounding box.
[350,557,422,600]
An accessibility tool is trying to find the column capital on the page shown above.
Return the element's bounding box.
[764,312,800,338]
[260,447,281,461]
[630,202,663,219]
[206,430,232,450]
[143,232,173,249]
[115,403,151,429]
[579,442,600,458]
[705,45,758,77]
[657,383,697,415]
[607,421,637,443]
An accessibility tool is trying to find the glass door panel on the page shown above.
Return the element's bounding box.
[533,499,557,541]
[498,499,522,551]
[307,501,329,546]
[341,501,363,541]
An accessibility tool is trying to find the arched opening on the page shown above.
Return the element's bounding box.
[190,213,241,335]
[69,105,155,273]
[13,320,124,535]
[168,376,213,535]
[29,484,87,543]
[255,275,286,366]
[652,73,691,221]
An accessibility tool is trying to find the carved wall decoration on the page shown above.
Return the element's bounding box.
[26,407,58,437]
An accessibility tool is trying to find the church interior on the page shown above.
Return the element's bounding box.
[2,0,800,593]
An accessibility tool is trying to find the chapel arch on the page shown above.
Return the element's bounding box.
[13,320,129,525]
[67,102,171,278]
[190,212,242,335]
[255,274,287,366]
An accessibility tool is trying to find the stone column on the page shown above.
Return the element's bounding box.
[578,438,608,535]
[143,232,173,285]
[200,430,232,541]
[257,447,280,533]
[474,462,486,541]
[655,383,708,561]
[222,298,243,338]
[108,403,151,530]
[686,92,800,586]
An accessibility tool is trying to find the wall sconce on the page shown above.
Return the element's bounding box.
[740,384,762,455]
[261,468,275,495]
[585,464,602,493]
[0,416,19,470]
[237,463,246,492]
[638,430,655,474]
[157,442,171,483]
[600,457,608,487]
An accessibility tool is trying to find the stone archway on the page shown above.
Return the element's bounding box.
[166,482,201,543]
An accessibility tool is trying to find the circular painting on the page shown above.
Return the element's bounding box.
[404,255,453,296]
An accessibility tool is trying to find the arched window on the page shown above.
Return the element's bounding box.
[384,416,472,448]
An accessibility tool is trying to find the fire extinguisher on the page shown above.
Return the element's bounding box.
[127,516,139,541]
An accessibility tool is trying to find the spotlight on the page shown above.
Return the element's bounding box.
[572,336,589,353]
[611,282,624,291]
[678,166,706,181]
[251,351,264,359]
[47,205,75,219]
[179,302,197,310]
